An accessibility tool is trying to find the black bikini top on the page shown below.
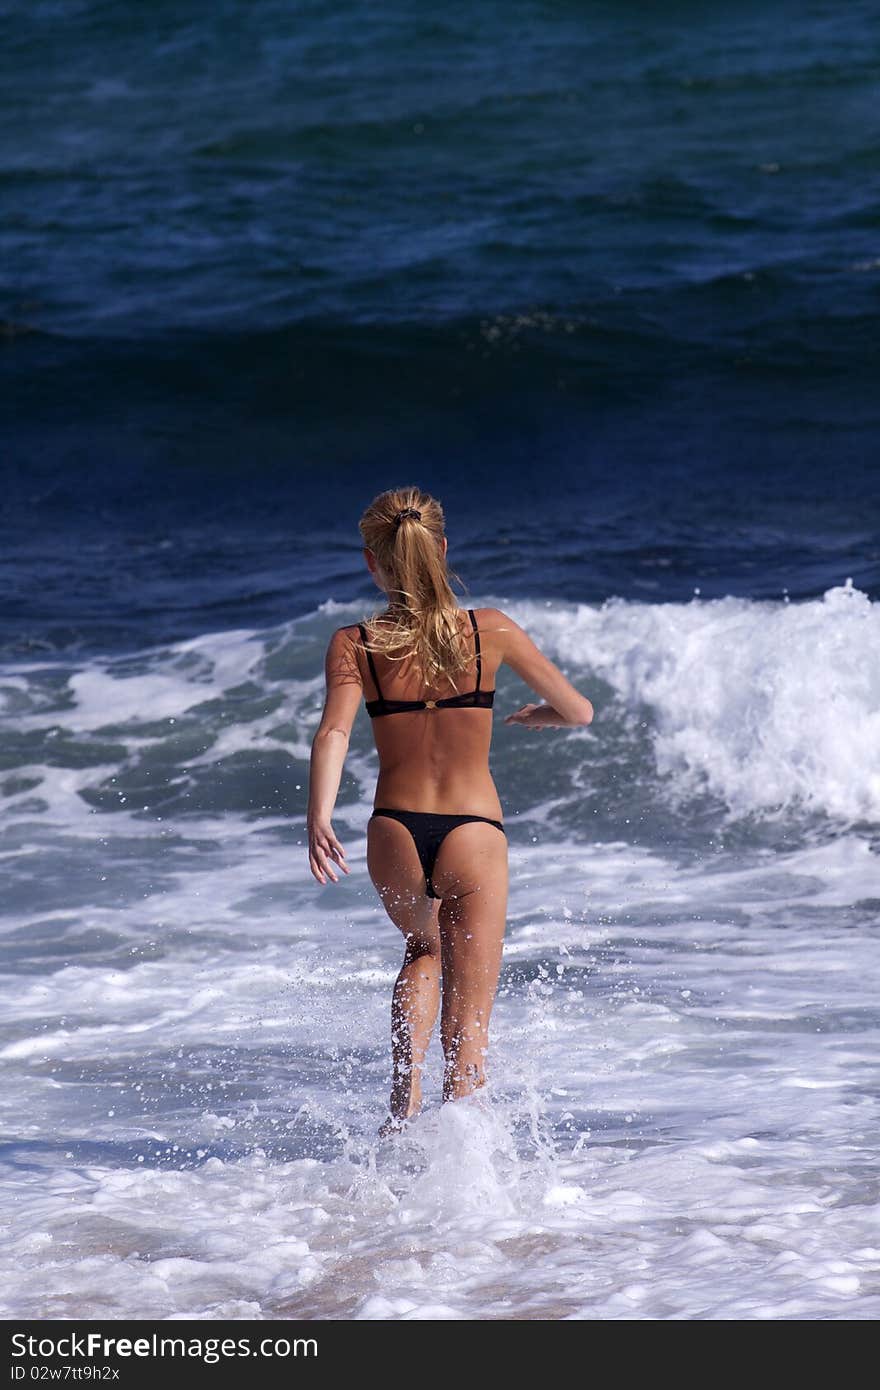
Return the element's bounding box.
[357,608,495,718]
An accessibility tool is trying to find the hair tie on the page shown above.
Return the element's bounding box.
[394,507,422,528]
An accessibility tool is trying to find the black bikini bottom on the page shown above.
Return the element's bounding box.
[370,806,506,899]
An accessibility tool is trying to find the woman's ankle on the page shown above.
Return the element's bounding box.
[390,1062,423,1118]
[442,1060,485,1102]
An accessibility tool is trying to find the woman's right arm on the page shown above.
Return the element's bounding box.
[306,626,362,883]
[491,608,594,729]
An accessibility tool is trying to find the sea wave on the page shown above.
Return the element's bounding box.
[2,584,877,837]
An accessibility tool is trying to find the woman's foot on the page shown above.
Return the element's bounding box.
[442,1060,485,1104]
[377,1112,410,1139]
[442,1056,483,1100]
[378,1066,422,1137]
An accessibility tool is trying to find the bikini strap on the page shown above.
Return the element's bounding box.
[358,622,384,701]
[467,608,482,692]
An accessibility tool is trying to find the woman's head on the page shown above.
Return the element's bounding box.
[358,486,472,686]
[359,486,448,598]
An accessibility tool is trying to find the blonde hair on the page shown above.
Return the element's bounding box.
[358,486,474,689]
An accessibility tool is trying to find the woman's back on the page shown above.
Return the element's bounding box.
[351,605,503,820]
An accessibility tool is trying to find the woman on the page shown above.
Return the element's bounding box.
[307,487,594,1132]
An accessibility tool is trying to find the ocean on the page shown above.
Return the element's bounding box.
[1,1,879,1319]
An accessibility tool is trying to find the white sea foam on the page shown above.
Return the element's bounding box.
[1,588,878,1318]
[510,578,880,823]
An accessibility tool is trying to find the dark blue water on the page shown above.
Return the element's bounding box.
[4,6,880,1321]
[2,1,879,657]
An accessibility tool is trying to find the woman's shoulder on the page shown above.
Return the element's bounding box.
[340,608,513,638]
[328,622,367,658]
[471,606,514,631]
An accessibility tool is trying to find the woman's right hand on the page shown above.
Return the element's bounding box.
[308,818,349,885]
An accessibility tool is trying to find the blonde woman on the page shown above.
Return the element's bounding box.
[307,487,594,1132]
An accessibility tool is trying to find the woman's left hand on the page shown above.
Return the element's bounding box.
[504,702,551,728]
[308,820,350,885]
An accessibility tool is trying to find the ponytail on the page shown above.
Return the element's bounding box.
[357,487,473,688]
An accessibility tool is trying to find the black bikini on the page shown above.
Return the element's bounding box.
[370,807,505,898]
[357,608,506,899]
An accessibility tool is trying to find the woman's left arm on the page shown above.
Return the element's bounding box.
[307,626,363,885]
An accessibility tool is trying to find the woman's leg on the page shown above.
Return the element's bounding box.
[367,816,441,1126]
[387,934,441,1122]
[431,822,509,1102]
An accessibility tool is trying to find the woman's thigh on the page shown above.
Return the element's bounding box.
[431,820,509,909]
[366,815,440,945]
[434,822,509,1013]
